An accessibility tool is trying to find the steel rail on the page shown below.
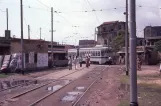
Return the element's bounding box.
[72,67,106,106]
[10,67,85,99]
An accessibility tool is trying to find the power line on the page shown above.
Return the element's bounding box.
[0,8,5,12]
[85,0,100,24]
[36,0,50,9]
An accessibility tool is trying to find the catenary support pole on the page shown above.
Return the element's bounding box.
[40,27,42,40]
[6,8,8,30]
[20,0,24,74]
[125,0,129,76]
[28,25,30,39]
[129,0,138,106]
[51,7,54,62]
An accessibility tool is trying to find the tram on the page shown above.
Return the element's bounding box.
[68,45,118,64]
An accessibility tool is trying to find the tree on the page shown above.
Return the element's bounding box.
[154,40,161,52]
[111,30,125,52]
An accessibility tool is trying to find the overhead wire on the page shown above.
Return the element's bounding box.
[35,0,50,9]
[84,0,100,24]
[0,8,5,12]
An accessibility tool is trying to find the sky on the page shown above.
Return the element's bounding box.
[0,0,161,45]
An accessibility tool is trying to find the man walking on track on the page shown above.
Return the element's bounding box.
[86,56,90,68]
[68,56,72,70]
[79,56,83,67]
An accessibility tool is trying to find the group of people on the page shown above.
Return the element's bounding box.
[68,55,91,70]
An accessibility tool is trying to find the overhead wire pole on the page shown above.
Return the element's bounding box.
[28,25,30,39]
[6,8,8,30]
[125,0,129,76]
[51,7,54,62]
[40,27,42,40]
[129,0,138,106]
[20,0,24,75]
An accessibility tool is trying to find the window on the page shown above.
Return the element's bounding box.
[103,27,106,32]
[25,53,29,63]
[104,40,107,45]
[118,25,122,29]
[98,51,100,56]
[34,53,37,63]
[101,50,105,56]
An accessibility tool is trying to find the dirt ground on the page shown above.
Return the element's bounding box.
[119,65,161,106]
[77,67,125,106]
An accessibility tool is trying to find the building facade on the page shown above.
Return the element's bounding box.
[144,26,161,46]
[144,26,161,37]
[79,40,97,48]
[97,21,125,46]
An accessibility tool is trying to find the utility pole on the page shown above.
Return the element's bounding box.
[95,27,97,43]
[20,0,24,74]
[51,7,54,62]
[6,8,8,30]
[28,25,30,39]
[125,0,129,76]
[129,0,138,106]
[40,27,42,40]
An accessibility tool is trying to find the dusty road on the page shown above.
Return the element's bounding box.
[0,65,125,106]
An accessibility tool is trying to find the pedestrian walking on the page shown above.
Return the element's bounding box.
[88,56,91,67]
[86,56,90,68]
[79,56,83,67]
[73,56,78,69]
[108,56,112,65]
[68,56,72,70]
[137,56,141,71]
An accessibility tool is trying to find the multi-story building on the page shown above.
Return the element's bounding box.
[144,26,161,46]
[79,40,97,48]
[97,21,125,46]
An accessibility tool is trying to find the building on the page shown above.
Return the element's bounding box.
[10,38,49,70]
[144,26,161,46]
[11,38,48,54]
[79,40,97,48]
[144,26,161,37]
[97,21,125,46]
[0,37,11,55]
[0,30,11,55]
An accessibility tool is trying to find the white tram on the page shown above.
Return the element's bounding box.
[68,45,118,64]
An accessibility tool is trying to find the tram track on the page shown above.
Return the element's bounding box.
[72,67,106,106]
[0,67,68,93]
[10,67,85,99]
[32,66,106,106]
[0,67,86,105]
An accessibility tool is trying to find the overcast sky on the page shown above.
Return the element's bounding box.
[0,0,161,45]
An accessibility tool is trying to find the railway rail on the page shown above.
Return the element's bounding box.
[0,67,68,92]
[11,67,85,98]
[32,66,106,106]
[72,67,106,106]
[0,67,86,105]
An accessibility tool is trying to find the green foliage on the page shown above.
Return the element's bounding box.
[154,40,161,52]
[111,30,125,52]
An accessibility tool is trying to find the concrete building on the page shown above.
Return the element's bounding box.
[79,40,97,48]
[97,21,125,46]
[11,38,48,54]
[144,26,161,46]
[0,37,10,55]
[0,30,11,55]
